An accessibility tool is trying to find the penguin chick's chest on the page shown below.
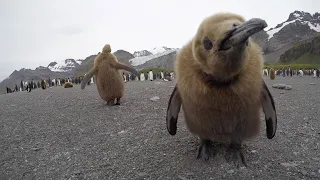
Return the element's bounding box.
[179,82,262,142]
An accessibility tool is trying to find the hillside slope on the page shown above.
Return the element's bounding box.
[279,34,320,64]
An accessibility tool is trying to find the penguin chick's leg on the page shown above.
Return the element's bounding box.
[196,139,216,161]
[115,98,121,105]
[225,142,247,168]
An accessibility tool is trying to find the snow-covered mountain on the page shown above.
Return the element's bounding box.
[266,11,320,40]
[149,46,176,54]
[251,10,320,64]
[129,48,178,66]
[133,46,178,58]
[47,59,83,72]
[133,50,153,57]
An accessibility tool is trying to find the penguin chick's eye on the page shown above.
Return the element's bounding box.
[203,37,213,50]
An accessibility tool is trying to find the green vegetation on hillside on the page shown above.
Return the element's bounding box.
[292,52,320,64]
[277,33,320,65]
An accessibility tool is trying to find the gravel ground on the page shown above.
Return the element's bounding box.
[0,76,320,180]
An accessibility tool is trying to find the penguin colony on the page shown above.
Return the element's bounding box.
[81,44,140,106]
[78,12,277,168]
[166,12,277,167]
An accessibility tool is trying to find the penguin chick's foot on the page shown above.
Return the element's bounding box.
[107,99,115,106]
[225,143,247,168]
[196,139,216,161]
[115,98,121,105]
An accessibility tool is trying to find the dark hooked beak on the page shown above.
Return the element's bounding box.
[219,18,268,51]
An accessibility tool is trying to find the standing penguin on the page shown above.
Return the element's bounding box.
[81,44,140,105]
[140,72,145,81]
[166,12,277,167]
[148,70,153,81]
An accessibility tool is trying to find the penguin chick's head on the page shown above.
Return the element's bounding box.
[192,12,267,80]
[102,44,111,53]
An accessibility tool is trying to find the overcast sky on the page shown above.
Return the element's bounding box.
[0,0,318,81]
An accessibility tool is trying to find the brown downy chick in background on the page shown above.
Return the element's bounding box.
[81,44,140,106]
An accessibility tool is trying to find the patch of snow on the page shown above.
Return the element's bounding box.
[76,60,83,65]
[149,46,168,54]
[129,49,177,66]
[293,12,300,18]
[267,20,296,40]
[133,50,152,57]
[307,22,320,32]
[48,59,77,72]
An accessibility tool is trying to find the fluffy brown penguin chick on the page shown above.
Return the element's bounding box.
[81,44,140,106]
[166,12,277,168]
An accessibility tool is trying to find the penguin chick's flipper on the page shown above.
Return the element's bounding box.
[113,62,140,77]
[261,79,277,139]
[81,68,96,90]
[225,143,247,168]
[166,84,182,135]
[197,139,217,161]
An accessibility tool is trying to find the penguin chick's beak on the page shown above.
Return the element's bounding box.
[219,18,268,51]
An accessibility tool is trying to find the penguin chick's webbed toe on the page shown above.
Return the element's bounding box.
[196,139,217,161]
[225,143,247,168]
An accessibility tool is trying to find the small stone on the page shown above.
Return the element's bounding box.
[293,152,298,156]
[280,92,285,94]
[272,83,292,90]
[137,172,148,177]
[311,172,316,176]
[31,147,42,151]
[150,96,160,101]
[300,169,307,175]
[118,130,125,134]
[280,162,298,167]
[251,150,257,153]
[227,170,235,174]
[309,83,315,85]
[178,175,189,180]
[186,172,194,176]
[318,169,320,174]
